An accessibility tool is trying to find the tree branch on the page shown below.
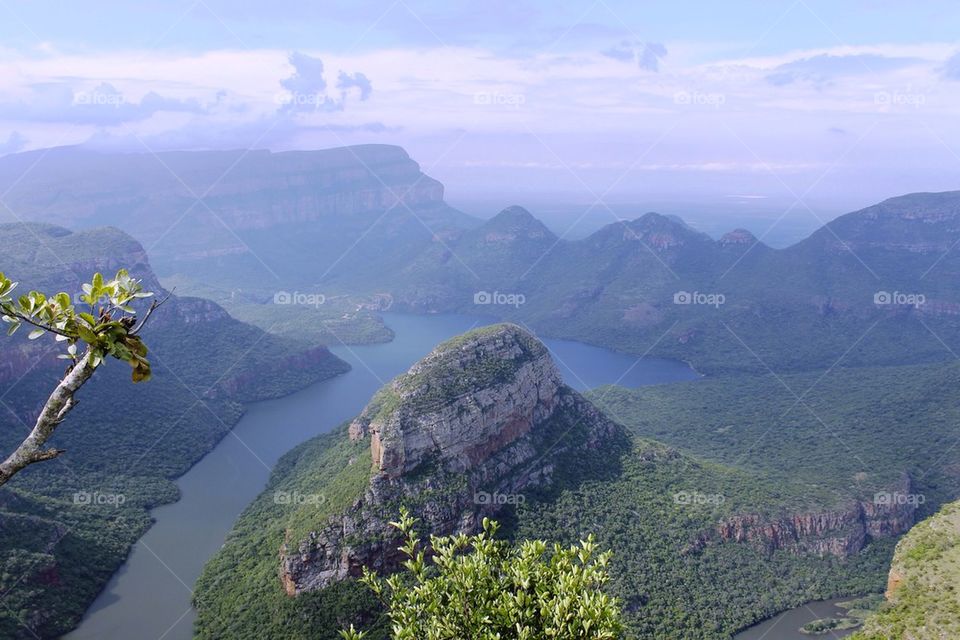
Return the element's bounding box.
[130,289,173,336]
[0,348,95,486]
[0,305,72,338]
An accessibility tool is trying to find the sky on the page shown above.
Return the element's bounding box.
[2,0,960,228]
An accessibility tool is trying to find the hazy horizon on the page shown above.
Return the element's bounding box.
[2,0,960,238]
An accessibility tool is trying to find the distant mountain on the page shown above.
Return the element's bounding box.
[8,145,960,374]
[0,223,349,638]
[0,145,476,292]
[193,324,955,639]
[380,192,960,374]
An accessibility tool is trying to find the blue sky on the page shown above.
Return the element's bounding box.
[2,0,960,221]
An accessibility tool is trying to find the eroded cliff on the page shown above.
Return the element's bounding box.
[278,323,619,594]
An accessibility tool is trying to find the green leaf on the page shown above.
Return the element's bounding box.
[27,329,45,340]
[77,324,99,345]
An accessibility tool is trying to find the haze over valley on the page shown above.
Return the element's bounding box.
[2,2,960,640]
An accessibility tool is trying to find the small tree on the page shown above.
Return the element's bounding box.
[342,509,624,640]
[0,269,164,485]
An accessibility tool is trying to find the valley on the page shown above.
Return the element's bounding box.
[4,5,959,638]
[68,314,695,639]
[2,146,960,639]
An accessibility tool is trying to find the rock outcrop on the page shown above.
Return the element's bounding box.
[279,324,619,594]
[851,499,960,639]
[700,473,918,558]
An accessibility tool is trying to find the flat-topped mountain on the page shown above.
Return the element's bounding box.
[0,144,450,232]
[0,145,474,291]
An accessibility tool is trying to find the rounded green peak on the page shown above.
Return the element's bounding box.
[359,323,553,422]
[428,322,545,356]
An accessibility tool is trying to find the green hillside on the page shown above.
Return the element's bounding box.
[190,327,960,639]
[852,500,960,640]
[0,223,350,638]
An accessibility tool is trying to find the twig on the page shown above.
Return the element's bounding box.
[0,305,72,338]
[130,289,174,336]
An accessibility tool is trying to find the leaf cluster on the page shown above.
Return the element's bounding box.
[0,269,154,382]
[343,509,624,640]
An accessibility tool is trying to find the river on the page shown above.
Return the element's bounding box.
[66,313,697,639]
[733,597,864,640]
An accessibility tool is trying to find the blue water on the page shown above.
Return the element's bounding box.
[66,313,697,640]
[733,597,864,640]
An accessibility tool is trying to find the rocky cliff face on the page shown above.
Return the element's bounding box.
[279,324,619,594]
[701,473,918,558]
[0,145,451,242]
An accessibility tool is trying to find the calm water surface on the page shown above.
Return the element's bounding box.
[67,313,696,639]
[733,597,864,640]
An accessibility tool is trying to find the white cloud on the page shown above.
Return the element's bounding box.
[2,40,960,205]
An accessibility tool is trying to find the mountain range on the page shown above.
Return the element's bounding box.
[6,145,960,375]
[3,144,960,638]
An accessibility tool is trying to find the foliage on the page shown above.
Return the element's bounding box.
[589,359,960,515]
[0,269,154,382]
[342,510,623,640]
[850,500,960,640]
[194,398,898,640]
[193,427,376,640]
[0,224,351,638]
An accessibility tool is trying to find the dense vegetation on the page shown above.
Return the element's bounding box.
[851,500,960,639]
[342,511,623,639]
[194,381,906,639]
[160,274,395,347]
[0,224,349,638]
[193,426,379,639]
[195,338,960,639]
[589,360,960,516]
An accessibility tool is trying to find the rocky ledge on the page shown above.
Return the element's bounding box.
[278,324,619,594]
[696,473,918,558]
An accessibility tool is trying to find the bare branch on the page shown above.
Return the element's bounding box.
[0,348,95,486]
[130,289,173,336]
